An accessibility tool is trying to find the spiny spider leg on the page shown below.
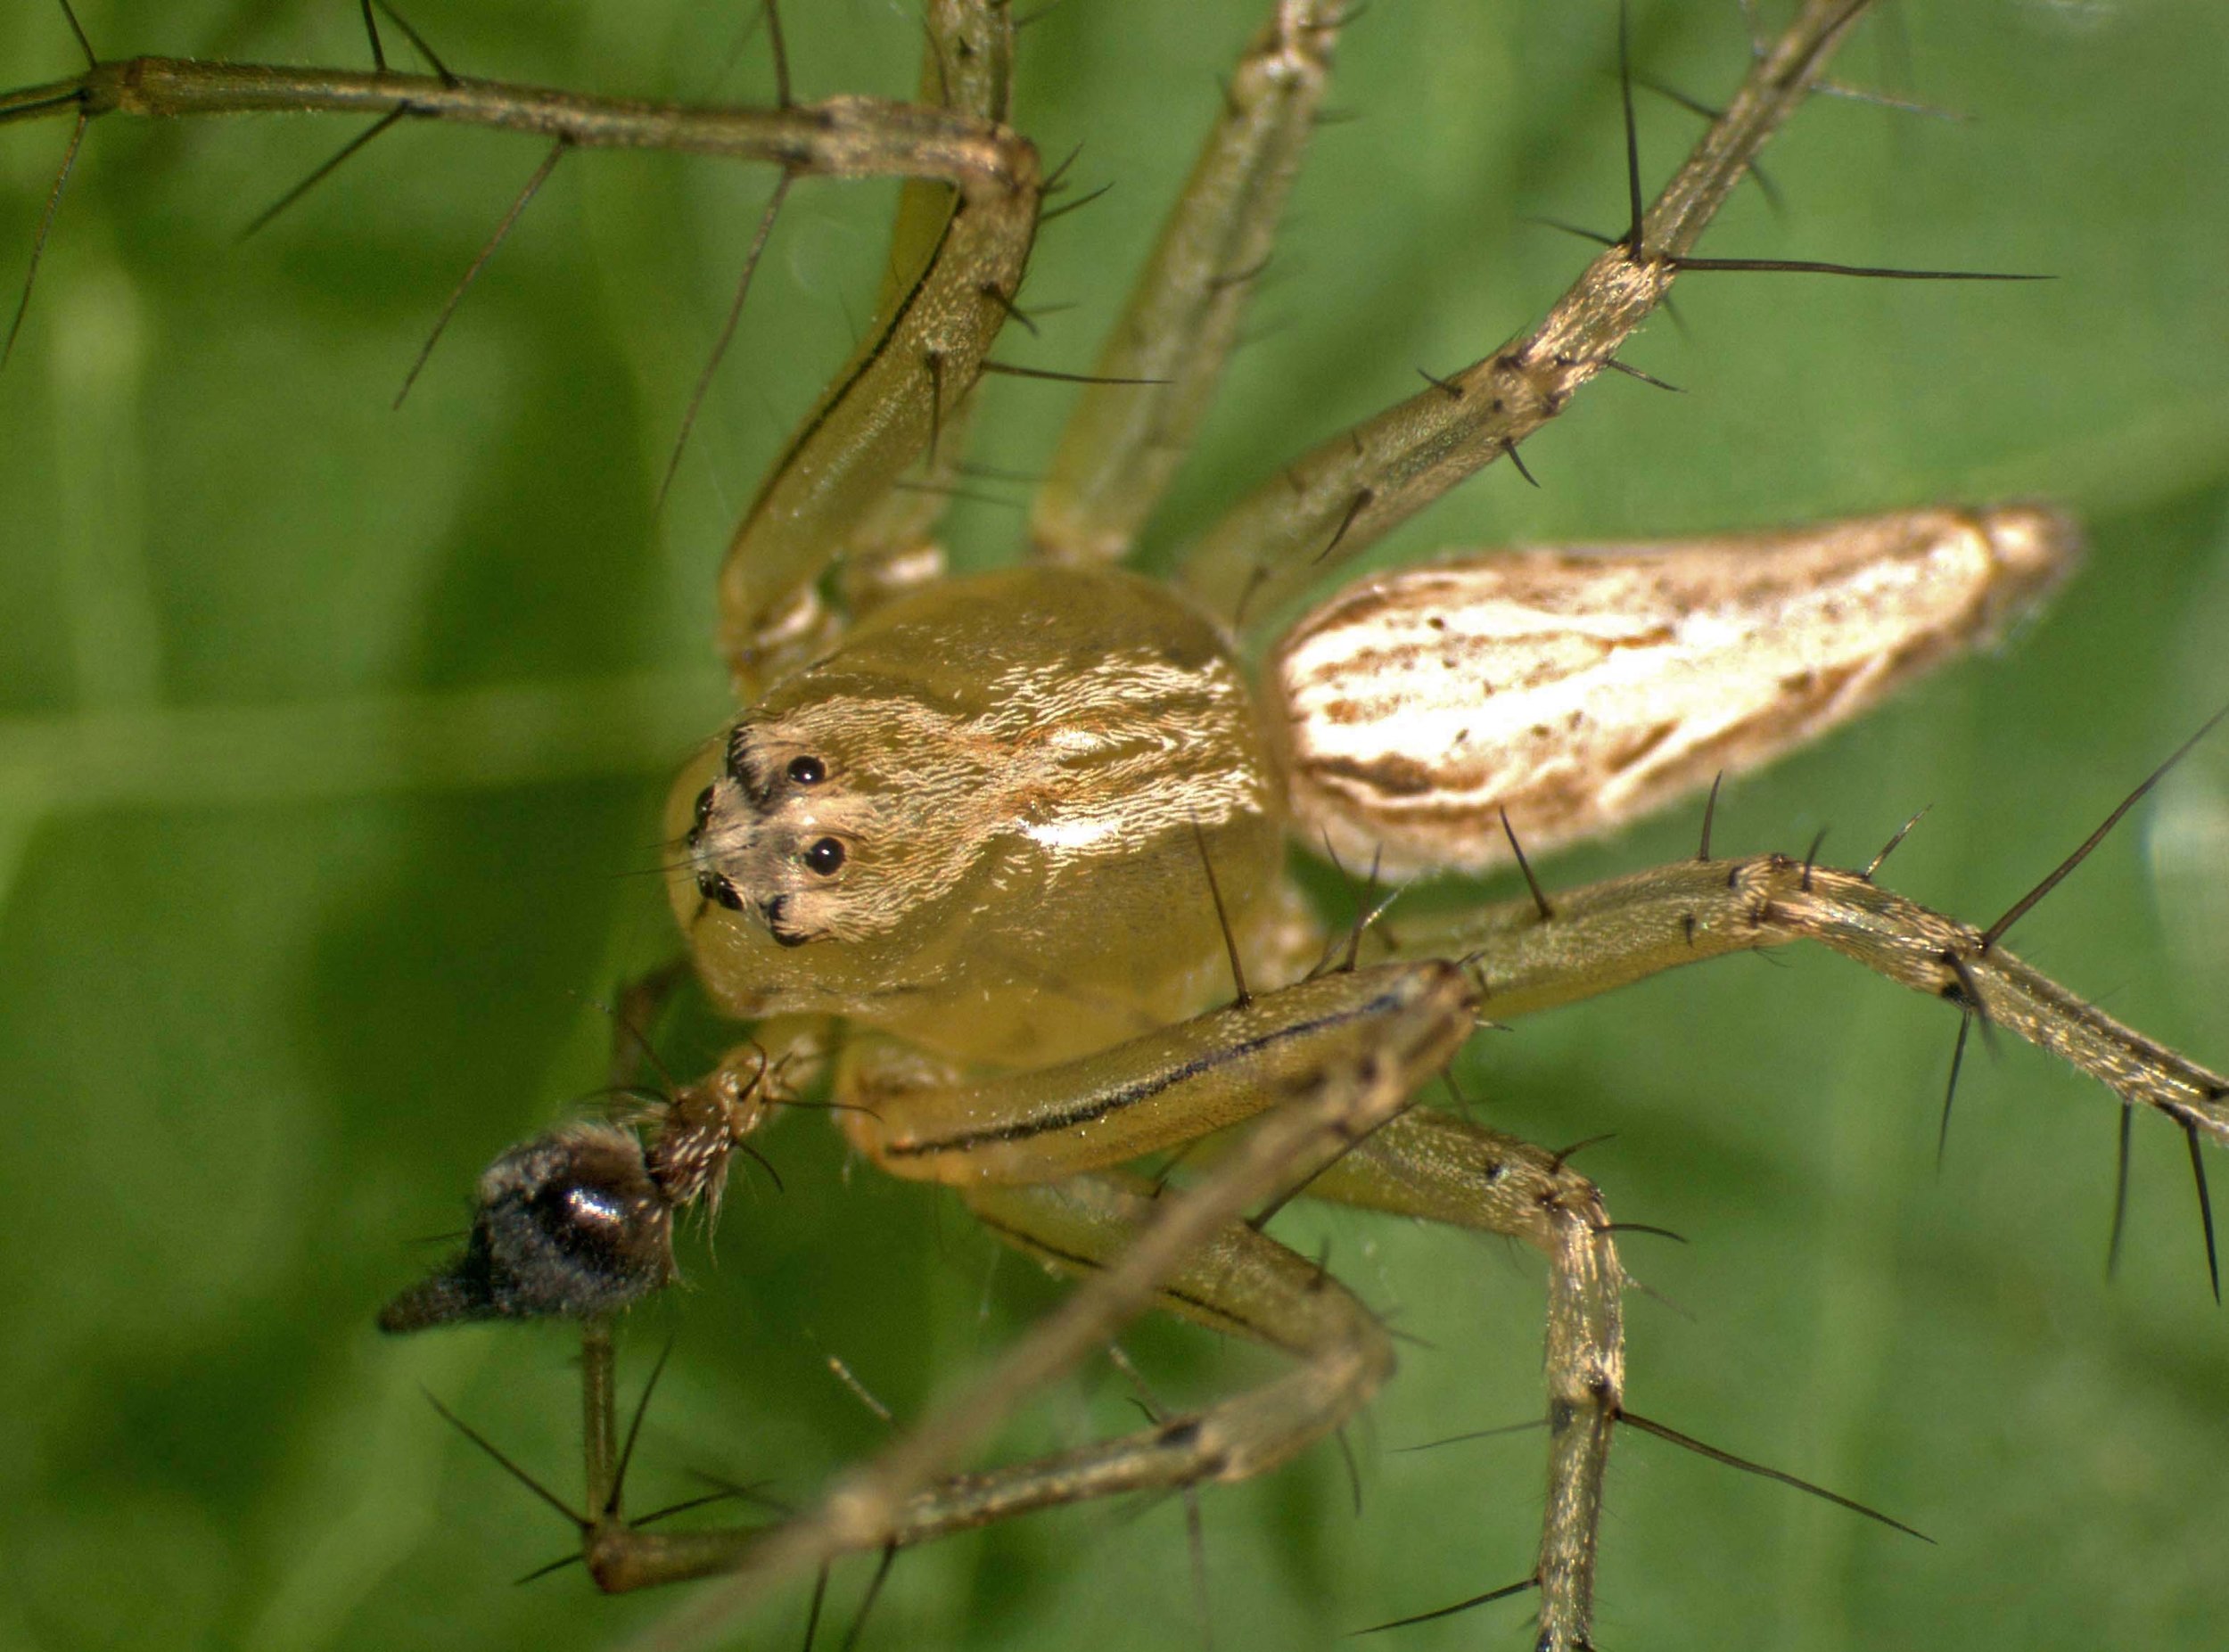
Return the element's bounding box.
[1029,0,1347,566]
[1379,844,2229,1155]
[0,2,1043,697]
[1172,0,1940,628]
[620,965,1475,1651]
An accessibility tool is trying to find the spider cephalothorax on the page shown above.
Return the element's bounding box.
[672,565,1286,1066]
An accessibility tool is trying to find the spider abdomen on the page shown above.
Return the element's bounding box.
[1270,505,2077,874]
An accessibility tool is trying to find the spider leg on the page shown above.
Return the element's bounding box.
[714,0,1038,692]
[605,962,1472,1646]
[580,1170,1396,1599]
[1029,0,1347,567]
[827,0,1020,622]
[1296,1108,1624,1651]
[835,962,1473,1186]
[1174,0,1886,628]
[0,7,1040,700]
[1378,853,2229,1151]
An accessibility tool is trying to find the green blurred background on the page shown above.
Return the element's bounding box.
[4,2,2228,1648]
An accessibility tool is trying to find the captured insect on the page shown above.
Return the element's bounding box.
[5,3,2227,1649]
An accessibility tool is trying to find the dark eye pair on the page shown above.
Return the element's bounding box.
[784,756,842,874]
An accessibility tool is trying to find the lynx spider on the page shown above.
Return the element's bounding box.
[4,3,2229,1649]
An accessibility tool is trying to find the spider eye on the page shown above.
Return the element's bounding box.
[786,755,827,785]
[696,870,745,910]
[802,837,846,875]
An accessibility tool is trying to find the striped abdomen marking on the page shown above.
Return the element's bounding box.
[1269,506,2077,874]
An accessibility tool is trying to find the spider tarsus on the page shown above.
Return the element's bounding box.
[1616,1408,1931,1542]
[1981,699,2229,952]
[395,137,569,408]
[1500,808,1554,922]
